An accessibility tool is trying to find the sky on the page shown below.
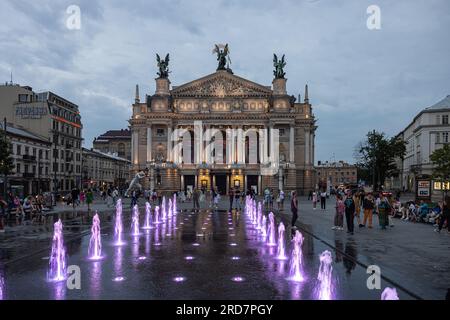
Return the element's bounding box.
[1,0,449,164]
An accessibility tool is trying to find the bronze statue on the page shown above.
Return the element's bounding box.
[156,53,170,78]
[213,44,230,71]
[273,54,286,79]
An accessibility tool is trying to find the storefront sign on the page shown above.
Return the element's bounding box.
[416,180,431,199]
[15,103,48,119]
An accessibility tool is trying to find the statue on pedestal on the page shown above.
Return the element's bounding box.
[273,54,286,79]
[213,44,231,71]
[156,53,170,78]
[125,171,146,196]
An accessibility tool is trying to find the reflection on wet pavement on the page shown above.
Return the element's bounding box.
[0,202,417,300]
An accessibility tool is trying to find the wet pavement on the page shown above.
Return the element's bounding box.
[0,198,420,300]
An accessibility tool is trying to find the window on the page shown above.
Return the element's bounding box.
[45,167,49,175]
[156,128,165,137]
[16,144,21,155]
[18,94,28,102]
[16,163,21,173]
[32,148,36,156]
[436,132,441,144]
[38,149,42,159]
[53,163,58,172]
[443,115,449,125]
[443,132,449,143]
[24,165,29,173]
[279,129,285,136]
[61,164,64,172]
[25,146,29,155]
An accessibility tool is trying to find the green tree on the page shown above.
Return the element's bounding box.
[430,143,450,200]
[0,127,14,196]
[355,130,407,191]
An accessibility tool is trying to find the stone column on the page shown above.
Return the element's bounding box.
[305,129,310,165]
[231,127,236,164]
[237,126,244,164]
[147,126,152,163]
[259,127,265,164]
[289,126,295,163]
[279,168,283,191]
[132,129,139,166]
[167,126,172,162]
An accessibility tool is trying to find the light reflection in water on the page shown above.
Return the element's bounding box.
[90,261,102,299]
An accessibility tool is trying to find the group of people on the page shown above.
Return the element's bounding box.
[263,188,286,211]
[0,192,54,231]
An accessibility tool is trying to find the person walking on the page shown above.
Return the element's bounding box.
[435,196,450,233]
[193,188,200,211]
[377,194,391,230]
[0,195,7,233]
[320,190,327,210]
[229,189,234,212]
[86,189,93,211]
[332,194,345,230]
[354,192,363,227]
[291,191,298,232]
[362,193,375,228]
[79,190,86,206]
[312,191,318,210]
[279,189,285,211]
[344,191,355,235]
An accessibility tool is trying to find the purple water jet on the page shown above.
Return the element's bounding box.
[168,199,173,218]
[261,216,267,238]
[0,274,5,300]
[142,202,153,229]
[88,213,103,260]
[317,250,333,300]
[114,199,125,246]
[173,193,177,214]
[47,219,67,282]
[161,196,167,221]
[276,222,288,260]
[131,205,140,236]
[381,287,399,300]
[287,230,305,282]
[266,212,276,246]
[154,206,161,224]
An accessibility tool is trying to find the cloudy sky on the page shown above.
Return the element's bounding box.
[1,0,449,163]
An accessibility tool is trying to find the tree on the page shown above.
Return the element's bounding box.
[355,130,407,191]
[430,143,450,200]
[0,127,14,196]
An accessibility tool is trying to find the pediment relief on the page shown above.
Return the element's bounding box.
[171,71,272,98]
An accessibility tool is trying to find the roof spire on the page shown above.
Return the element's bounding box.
[135,84,140,103]
[304,84,309,104]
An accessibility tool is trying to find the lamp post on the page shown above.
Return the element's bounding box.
[2,117,8,199]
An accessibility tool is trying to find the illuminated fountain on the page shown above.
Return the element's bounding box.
[161,196,167,221]
[261,215,267,238]
[142,202,153,230]
[276,222,288,260]
[168,198,173,218]
[381,287,399,300]
[266,212,276,246]
[173,193,177,214]
[154,206,161,224]
[287,230,305,282]
[0,273,5,300]
[88,213,103,260]
[114,199,125,246]
[317,250,333,300]
[47,219,67,282]
[131,205,140,236]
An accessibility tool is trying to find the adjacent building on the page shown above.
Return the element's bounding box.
[81,148,131,190]
[129,54,316,195]
[92,129,131,160]
[0,82,83,195]
[391,95,450,198]
[315,161,358,190]
[1,123,52,197]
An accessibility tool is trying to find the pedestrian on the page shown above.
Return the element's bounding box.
[344,191,355,235]
[308,190,313,201]
[229,189,234,211]
[312,191,318,210]
[332,194,345,230]
[362,193,375,228]
[86,188,93,211]
[79,190,86,206]
[279,189,285,211]
[193,188,200,211]
[131,190,138,208]
[320,190,327,210]
[377,193,391,230]
[0,195,7,233]
[354,192,363,227]
[291,191,298,232]
[435,196,450,233]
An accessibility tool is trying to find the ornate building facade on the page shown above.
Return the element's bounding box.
[129,55,316,195]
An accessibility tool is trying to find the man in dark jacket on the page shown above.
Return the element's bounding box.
[344,191,356,235]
